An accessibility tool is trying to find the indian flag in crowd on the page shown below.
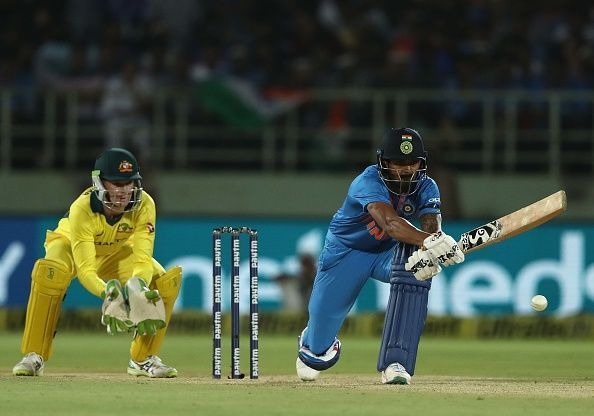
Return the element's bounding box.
[196,77,306,128]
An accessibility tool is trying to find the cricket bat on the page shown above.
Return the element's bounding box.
[458,190,567,254]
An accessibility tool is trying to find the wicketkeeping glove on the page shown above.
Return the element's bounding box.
[423,231,465,267]
[124,277,166,336]
[101,279,134,335]
[405,249,442,281]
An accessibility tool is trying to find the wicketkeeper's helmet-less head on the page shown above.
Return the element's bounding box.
[376,127,427,195]
[91,148,143,211]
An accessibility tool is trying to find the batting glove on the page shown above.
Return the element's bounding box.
[405,249,442,281]
[423,231,465,267]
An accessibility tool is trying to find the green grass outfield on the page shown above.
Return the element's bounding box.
[1,332,593,416]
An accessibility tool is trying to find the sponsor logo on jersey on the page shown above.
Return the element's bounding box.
[94,238,128,246]
[147,222,155,233]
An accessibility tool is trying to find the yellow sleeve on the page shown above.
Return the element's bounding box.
[130,192,156,284]
[69,204,107,297]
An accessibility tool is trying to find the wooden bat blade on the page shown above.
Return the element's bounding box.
[458,190,567,254]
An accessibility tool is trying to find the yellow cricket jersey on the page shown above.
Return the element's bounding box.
[52,187,157,297]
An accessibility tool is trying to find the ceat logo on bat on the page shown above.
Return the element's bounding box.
[119,160,133,173]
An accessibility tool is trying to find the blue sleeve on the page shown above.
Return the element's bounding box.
[328,166,396,251]
[349,168,391,211]
[416,177,441,216]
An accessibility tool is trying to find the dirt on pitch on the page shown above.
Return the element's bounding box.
[34,373,594,399]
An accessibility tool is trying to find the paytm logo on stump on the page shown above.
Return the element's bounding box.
[426,231,592,316]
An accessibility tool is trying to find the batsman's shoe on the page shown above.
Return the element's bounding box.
[381,362,411,385]
[296,357,320,382]
[13,352,44,376]
[127,355,177,378]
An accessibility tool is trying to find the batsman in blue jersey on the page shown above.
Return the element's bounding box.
[296,127,465,384]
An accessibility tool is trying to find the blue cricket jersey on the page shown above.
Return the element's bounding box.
[328,165,441,262]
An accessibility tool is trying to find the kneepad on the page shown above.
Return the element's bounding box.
[377,271,430,375]
[22,259,71,360]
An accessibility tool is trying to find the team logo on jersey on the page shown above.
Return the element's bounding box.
[402,203,415,215]
[117,223,133,233]
[147,222,155,233]
[119,160,133,173]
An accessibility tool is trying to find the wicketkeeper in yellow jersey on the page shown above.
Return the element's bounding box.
[12,148,182,378]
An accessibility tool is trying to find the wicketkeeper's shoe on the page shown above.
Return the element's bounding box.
[13,352,44,376]
[381,362,411,385]
[296,357,320,382]
[127,355,177,378]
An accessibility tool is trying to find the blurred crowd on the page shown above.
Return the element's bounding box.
[3,0,594,94]
[1,0,593,170]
